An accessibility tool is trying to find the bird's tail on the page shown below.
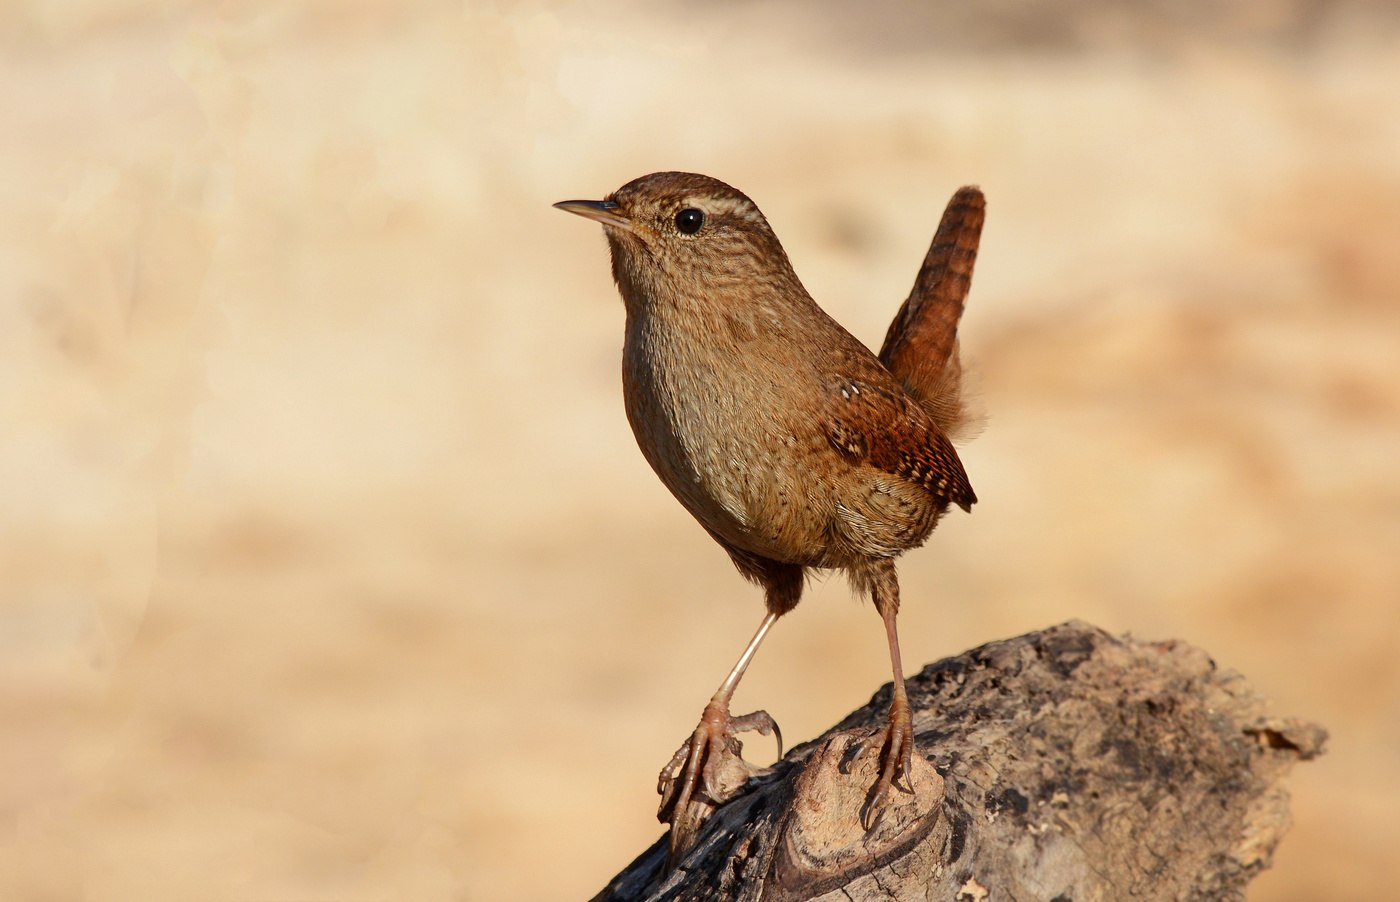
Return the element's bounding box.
[878,186,985,442]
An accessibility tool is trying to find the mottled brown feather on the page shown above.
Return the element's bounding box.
[823,377,977,514]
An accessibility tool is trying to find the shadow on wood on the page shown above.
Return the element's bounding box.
[594,621,1326,901]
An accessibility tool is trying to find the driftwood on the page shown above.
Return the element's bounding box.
[594,621,1326,901]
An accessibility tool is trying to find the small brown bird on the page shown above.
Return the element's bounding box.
[555,172,982,860]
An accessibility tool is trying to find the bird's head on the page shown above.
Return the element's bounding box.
[554,171,802,313]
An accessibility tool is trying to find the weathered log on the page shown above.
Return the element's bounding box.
[594,621,1325,901]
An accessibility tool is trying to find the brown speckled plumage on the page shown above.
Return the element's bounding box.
[555,171,984,864]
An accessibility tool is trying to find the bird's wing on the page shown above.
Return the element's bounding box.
[823,377,976,513]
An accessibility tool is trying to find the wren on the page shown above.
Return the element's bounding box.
[555,172,983,862]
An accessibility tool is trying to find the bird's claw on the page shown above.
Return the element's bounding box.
[657,702,781,865]
[859,697,917,831]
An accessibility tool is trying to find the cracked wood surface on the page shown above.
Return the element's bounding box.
[593,621,1326,901]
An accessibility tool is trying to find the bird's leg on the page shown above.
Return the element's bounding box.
[658,609,783,862]
[860,563,918,830]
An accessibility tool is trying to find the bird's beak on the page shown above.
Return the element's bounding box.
[553,198,634,233]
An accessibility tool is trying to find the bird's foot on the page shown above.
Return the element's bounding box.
[859,694,917,831]
[657,702,782,865]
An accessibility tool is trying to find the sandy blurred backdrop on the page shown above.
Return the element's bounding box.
[1,1,1397,899]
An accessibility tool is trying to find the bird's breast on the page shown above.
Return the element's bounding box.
[620,314,836,564]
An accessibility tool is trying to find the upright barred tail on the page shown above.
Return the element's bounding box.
[878,186,985,442]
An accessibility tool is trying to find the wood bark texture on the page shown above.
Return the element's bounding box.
[593,621,1326,901]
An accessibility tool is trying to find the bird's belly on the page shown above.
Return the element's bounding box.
[661,431,836,564]
[623,364,836,565]
[690,442,837,564]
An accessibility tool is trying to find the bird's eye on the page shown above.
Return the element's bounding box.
[675,208,705,235]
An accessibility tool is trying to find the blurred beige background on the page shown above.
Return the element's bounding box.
[2,1,1397,899]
